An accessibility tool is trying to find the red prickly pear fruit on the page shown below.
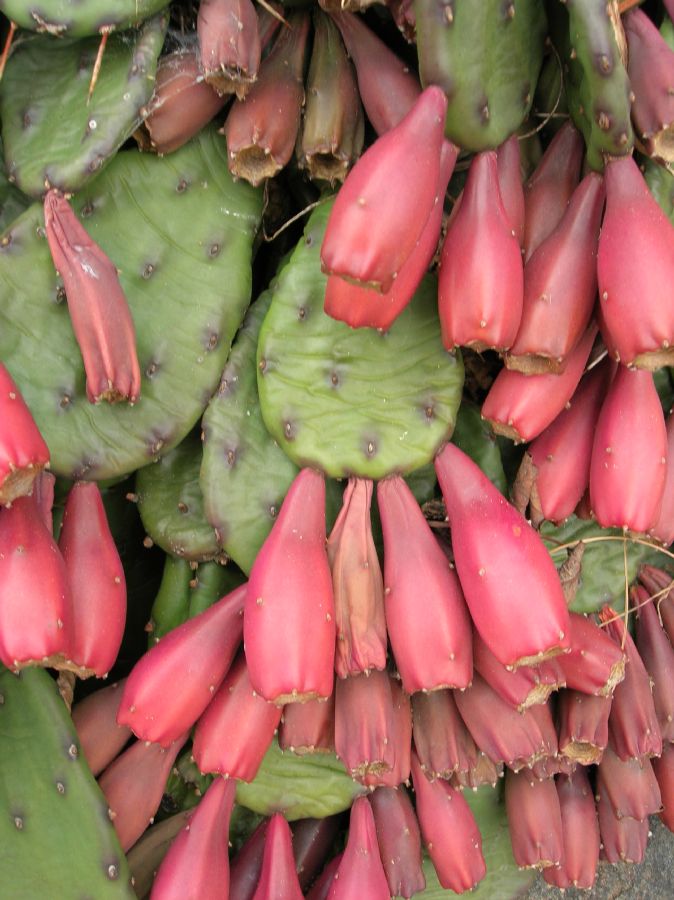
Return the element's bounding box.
[599,605,663,760]
[369,787,425,899]
[359,676,412,789]
[324,140,457,331]
[411,689,480,779]
[650,409,674,546]
[523,121,584,262]
[192,653,282,782]
[32,470,55,532]
[496,134,525,248]
[328,10,421,135]
[327,797,389,900]
[334,668,396,780]
[410,752,486,893]
[438,150,523,352]
[450,753,503,791]
[326,478,387,678]
[634,584,674,741]
[377,475,472,693]
[71,680,132,777]
[507,173,605,374]
[0,362,50,505]
[320,85,447,293]
[524,359,613,525]
[278,693,335,755]
[543,768,600,890]
[306,854,342,900]
[58,482,126,678]
[481,323,597,443]
[434,442,570,669]
[98,733,188,852]
[0,491,71,670]
[596,744,662,822]
[555,612,626,697]
[505,768,564,870]
[652,742,674,832]
[638,565,674,645]
[252,813,304,900]
[229,819,268,900]
[292,818,343,893]
[557,689,612,766]
[244,468,336,704]
[597,155,674,369]
[43,189,141,404]
[596,782,649,864]
[197,0,261,99]
[150,776,236,900]
[117,584,245,746]
[589,366,667,533]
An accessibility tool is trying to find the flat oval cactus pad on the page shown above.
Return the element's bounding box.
[0,0,169,36]
[256,202,464,480]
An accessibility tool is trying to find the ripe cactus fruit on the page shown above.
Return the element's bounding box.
[44,188,141,405]
[327,796,391,900]
[411,689,481,780]
[557,689,612,765]
[496,134,525,248]
[505,768,564,870]
[638,565,674,646]
[596,745,662,822]
[542,768,600,889]
[555,612,625,697]
[653,742,674,833]
[72,680,132,777]
[334,669,396,781]
[435,442,570,669]
[244,468,335,704]
[198,0,261,98]
[0,361,50,505]
[278,694,335,756]
[597,154,674,369]
[252,813,304,900]
[634,584,674,742]
[368,787,425,899]
[650,409,674,546]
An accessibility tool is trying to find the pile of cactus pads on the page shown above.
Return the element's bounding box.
[6,0,674,896]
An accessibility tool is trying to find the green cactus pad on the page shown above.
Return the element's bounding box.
[0,140,31,230]
[548,0,633,171]
[235,739,365,821]
[415,0,547,151]
[0,128,262,481]
[452,403,507,494]
[0,14,167,198]
[0,667,134,897]
[0,0,169,36]
[256,202,464,480]
[645,157,674,223]
[135,430,223,563]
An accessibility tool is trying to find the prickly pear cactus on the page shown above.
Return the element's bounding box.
[646,157,674,223]
[0,13,167,198]
[0,0,169,36]
[0,666,134,897]
[414,0,547,151]
[452,402,507,494]
[256,202,464,480]
[0,127,263,480]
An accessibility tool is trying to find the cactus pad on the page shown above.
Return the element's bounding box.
[0,0,169,36]
[256,202,464,480]
[0,14,167,198]
[0,666,134,897]
[0,128,262,480]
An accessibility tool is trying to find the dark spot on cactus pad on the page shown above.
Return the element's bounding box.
[35,226,45,239]
[297,306,307,321]
[67,743,78,759]
[596,110,612,131]
[79,201,95,218]
[106,863,120,880]
[59,391,73,410]
[147,434,167,457]
[226,448,237,466]
[87,156,104,174]
[363,437,377,458]
[595,53,613,77]
[208,242,221,258]
[330,371,340,388]
[72,460,95,480]
[424,404,435,421]
[502,1,515,21]
[177,501,189,514]
[13,814,24,830]
[269,503,278,518]
[283,420,296,441]
[305,234,313,247]
[0,691,4,704]
[203,330,219,352]
[21,109,33,130]
[145,360,160,379]
[0,231,13,250]
[55,781,66,795]
[176,179,189,193]
[259,357,268,375]
[55,285,66,304]
[142,262,156,279]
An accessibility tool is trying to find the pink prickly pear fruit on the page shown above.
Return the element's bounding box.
[0,491,71,670]
[326,478,387,678]
[327,797,389,900]
[98,733,188,852]
[634,584,674,741]
[557,689,612,766]
[333,668,396,780]
[192,653,282,782]
[438,150,523,352]
[150,776,236,900]
[652,742,674,832]
[411,752,487,893]
[117,584,245,746]
[496,133,525,248]
[411,689,480,779]
[229,819,268,900]
[597,155,674,369]
[306,854,341,900]
[435,442,570,669]
[543,768,600,890]
[58,482,126,677]
[278,693,335,755]
[377,474,472,693]
[292,818,343,894]
[507,173,605,374]
[481,323,597,443]
[638,565,674,645]
[71,680,132,777]
[596,744,662,822]
[244,468,335,704]
[505,768,564,870]
[0,362,50,505]
[320,85,447,293]
[599,605,663,760]
[555,612,626,697]
[32,470,55,532]
[589,366,667,533]
[523,121,584,262]
[596,782,649,864]
[324,140,457,331]
[252,813,304,900]
[197,0,261,99]
[43,189,141,404]
[524,359,613,525]
[369,787,425,899]
[328,10,421,136]
[650,409,674,545]
[359,676,412,789]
